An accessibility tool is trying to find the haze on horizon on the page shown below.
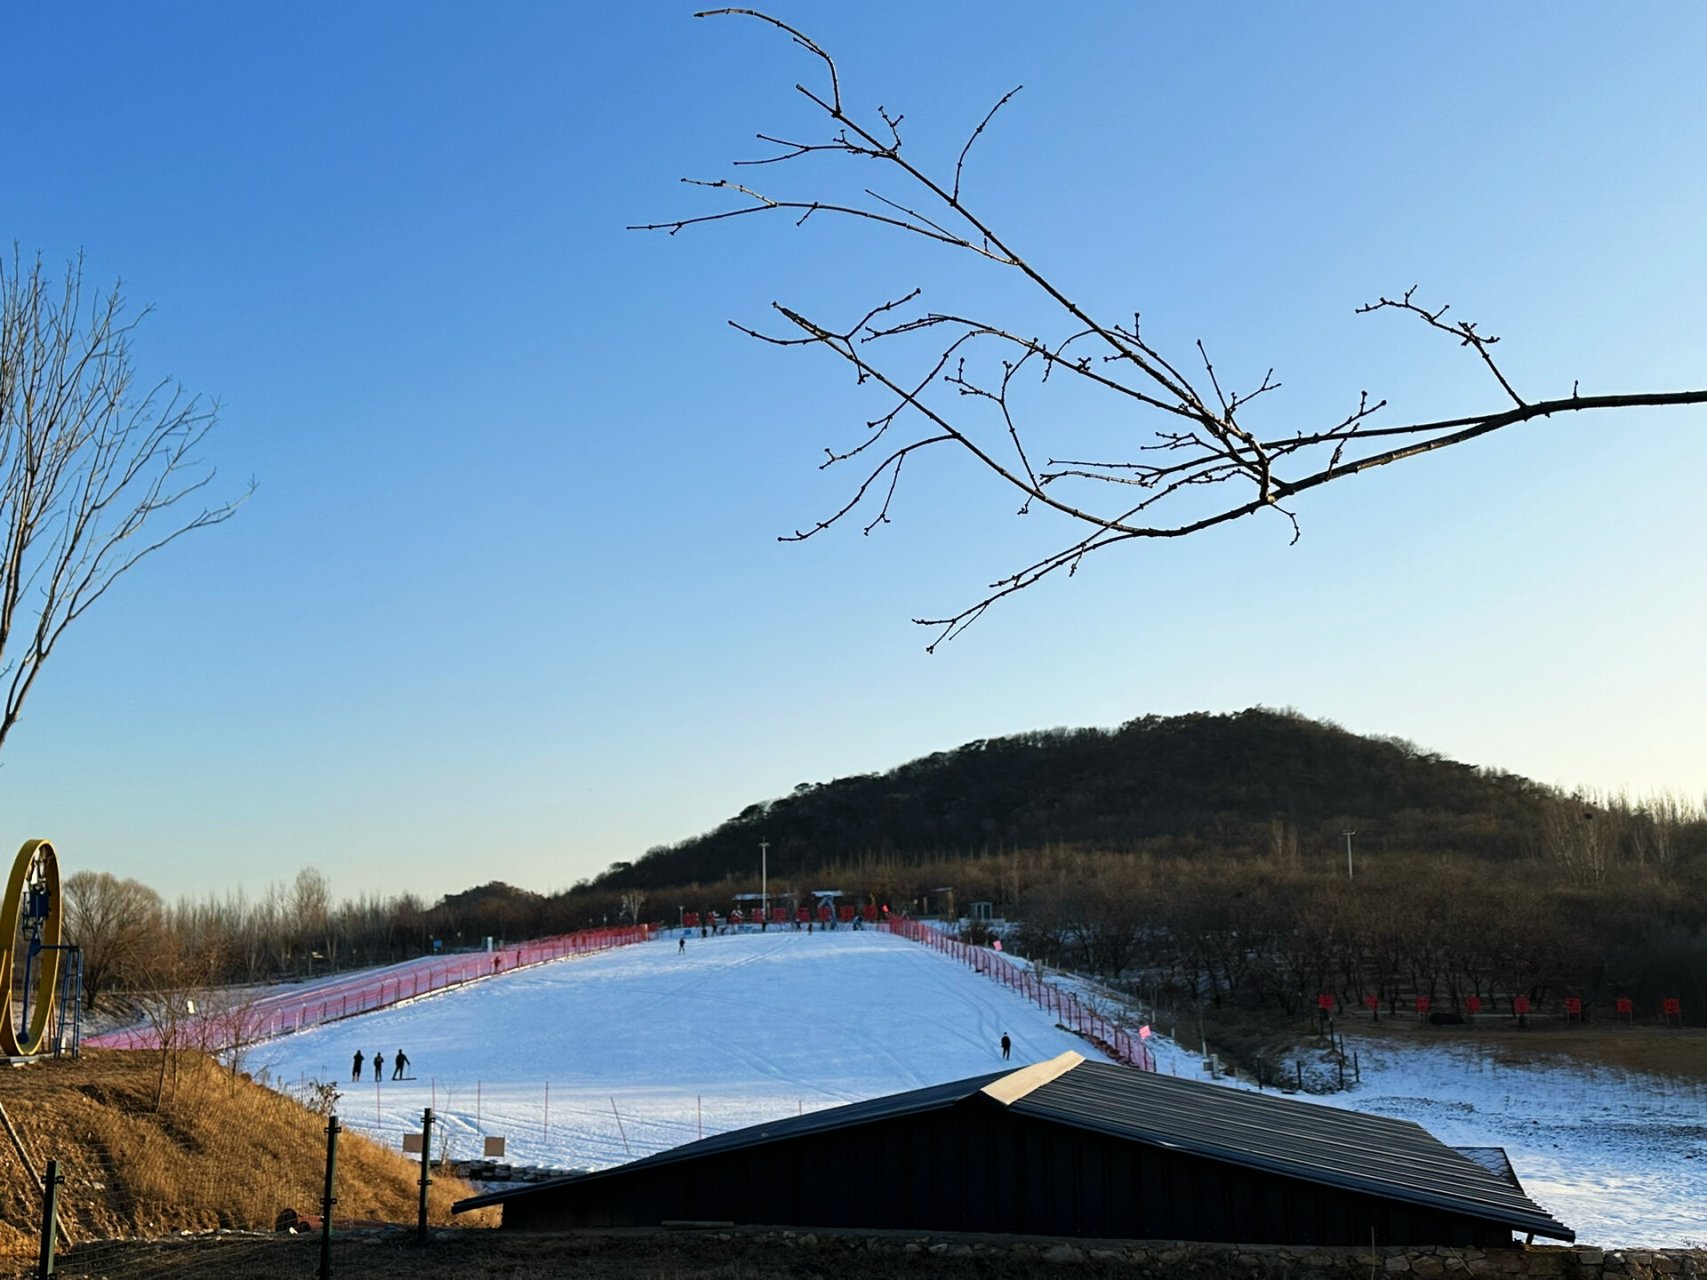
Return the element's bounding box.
[3,3,1702,905]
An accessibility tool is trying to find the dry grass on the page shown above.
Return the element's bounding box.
[1339,1017,1707,1083]
[0,1050,494,1260]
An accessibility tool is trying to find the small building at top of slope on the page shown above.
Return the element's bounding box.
[454,1051,1572,1247]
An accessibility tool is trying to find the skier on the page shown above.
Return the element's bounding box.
[678,936,686,954]
[393,1049,409,1080]
[1000,1033,1012,1061]
[373,1051,385,1082]
[351,1049,364,1082]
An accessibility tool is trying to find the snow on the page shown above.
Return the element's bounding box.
[246,928,1705,1248]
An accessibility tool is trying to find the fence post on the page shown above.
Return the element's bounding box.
[320,1115,340,1280]
[36,1159,61,1280]
[417,1107,434,1244]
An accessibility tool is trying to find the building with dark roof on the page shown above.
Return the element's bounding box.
[455,1052,1572,1246]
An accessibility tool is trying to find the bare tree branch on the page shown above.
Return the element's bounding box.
[637,14,1707,648]
[0,251,249,753]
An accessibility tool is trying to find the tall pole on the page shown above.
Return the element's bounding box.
[1343,829,1356,880]
[319,1115,340,1280]
[37,1159,61,1280]
[759,839,769,930]
[416,1107,434,1245]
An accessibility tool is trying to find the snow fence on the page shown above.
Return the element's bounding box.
[883,918,1155,1072]
[86,924,654,1051]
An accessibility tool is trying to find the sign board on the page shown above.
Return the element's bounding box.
[1615,997,1633,1014]
[1563,997,1583,1015]
[1513,996,1531,1015]
[1465,996,1482,1015]
[402,1133,424,1154]
[1317,994,1334,1011]
[1663,997,1682,1016]
[1363,995,1379,1010]
[483,1136,506,1158]
[1415,996,1430,1014]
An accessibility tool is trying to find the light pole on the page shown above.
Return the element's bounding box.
[759,839,769,929]
[1343,829,1356,880]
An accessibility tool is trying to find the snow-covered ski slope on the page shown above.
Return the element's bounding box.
[248,928,1705,1248]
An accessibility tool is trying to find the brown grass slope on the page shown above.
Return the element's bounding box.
[0,1050,492,1258]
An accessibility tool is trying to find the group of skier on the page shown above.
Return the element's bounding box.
[350,1047,410,1082]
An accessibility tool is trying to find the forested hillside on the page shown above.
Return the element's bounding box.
[604,709,1553,891]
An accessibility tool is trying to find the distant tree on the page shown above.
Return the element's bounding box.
[0,253,245,751]
[289,866,333,972]
[63,870,164,1008]
[638,12,1707,647]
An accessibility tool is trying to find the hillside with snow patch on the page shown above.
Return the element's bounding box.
[247,929,1705,1248]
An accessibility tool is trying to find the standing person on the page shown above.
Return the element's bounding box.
[393,1050,409,1080]
[351,1049,364,1082]
[373,1051,385,1082]
[1000,1033,1011,1061]
[678,936,686,954]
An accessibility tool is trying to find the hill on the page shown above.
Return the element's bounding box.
[606,709,1552,890]
[0,1050,491,1260]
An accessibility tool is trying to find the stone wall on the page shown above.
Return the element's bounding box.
[692,1229,1707,1279]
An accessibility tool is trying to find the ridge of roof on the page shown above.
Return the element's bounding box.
[979,1051,1084,1106]
[1012,1063,1573,1241]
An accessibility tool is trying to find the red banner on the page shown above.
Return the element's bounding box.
[1415,996,1431,1014]
[1563,997,1583,1015]
[1663,997,1682,1016]
[1513,996,1531,1015]
[1616,997,1633,1014]
[1465,996,1482,1015]
[1317,993,1334,1010]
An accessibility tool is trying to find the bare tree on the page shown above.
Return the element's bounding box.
[289,866,333,973]
[635,12,1707,649]
[0,252,246,748]
[63,870,165,1009]
[131,925,226,1110]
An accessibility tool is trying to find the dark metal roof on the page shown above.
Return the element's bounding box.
[455,1068,1007,1211]
[455,1054,1574,1242]
[1012,1061,1572,1241]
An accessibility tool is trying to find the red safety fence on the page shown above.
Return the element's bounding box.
[882,919,1154,1072]
[86,924,653,1051]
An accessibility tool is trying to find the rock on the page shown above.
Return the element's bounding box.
[1042,1244,1083,1264]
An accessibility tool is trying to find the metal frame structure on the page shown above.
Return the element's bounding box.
[1,838,64,1057]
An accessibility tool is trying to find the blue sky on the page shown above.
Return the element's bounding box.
[2,3,1702,904]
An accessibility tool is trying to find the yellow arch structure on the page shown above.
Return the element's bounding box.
[0,839,62,1057]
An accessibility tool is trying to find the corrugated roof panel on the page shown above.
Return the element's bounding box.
[456,1069,1005,1211]
[1012,1062,1572,1241]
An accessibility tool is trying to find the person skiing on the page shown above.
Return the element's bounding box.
[373,1051,385,1082]
[393,1049,409,1080]
[1000,1033,1012,1061]
[351,1049,364,1082]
